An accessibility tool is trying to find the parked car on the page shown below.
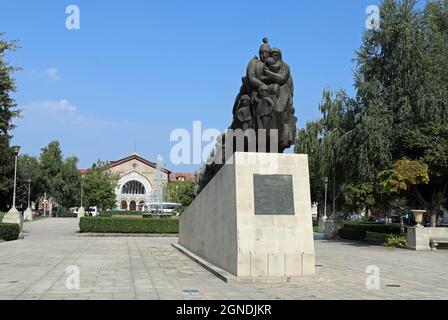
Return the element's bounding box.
[373,217,386,223]
[390,212,415,225]
[440,210,448,226]
[86,206,100,217]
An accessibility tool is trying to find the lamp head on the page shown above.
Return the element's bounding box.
[12,145,21,156]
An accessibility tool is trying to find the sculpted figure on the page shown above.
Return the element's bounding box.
[254,86,275,130]
[195,38,298,195]
[232,95,252,131]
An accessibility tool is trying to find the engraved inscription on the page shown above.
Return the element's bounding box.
[253,174,295,215]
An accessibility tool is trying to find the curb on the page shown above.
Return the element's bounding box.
[76,233,179,238]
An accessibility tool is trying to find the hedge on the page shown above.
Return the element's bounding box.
[101,211,144,217]
[59,209,77,218]
[0,223,20,241]
[79,217,179,234]
[343,222,402,235]
[338,228,367,241]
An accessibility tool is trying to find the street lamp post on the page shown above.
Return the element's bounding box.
[318,177,329,234]
[2,146,23,233]
[11,146,20,209]
[24,179,33,221]
[43,192,47,217]
[27,179,31,208]
[324,177,328,219]
[77,175,85,218]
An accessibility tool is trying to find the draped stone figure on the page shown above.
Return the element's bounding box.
[195,38,298,195]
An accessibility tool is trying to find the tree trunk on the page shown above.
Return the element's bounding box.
[400,213,405,235]
[430,209,437,227]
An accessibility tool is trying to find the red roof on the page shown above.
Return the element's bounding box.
[80,154,195,182]
[109,153,172,174]
[169,172,196,182]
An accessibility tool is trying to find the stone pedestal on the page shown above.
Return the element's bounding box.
[2,207,22,229]
[323,214,343,240]
[178,152,315,282]
[407,227,448,250]
[24,208,33,221]
[77,207,85,218]
[2,208,23,239]
[318,216,327,233]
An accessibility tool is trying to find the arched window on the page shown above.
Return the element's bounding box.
[120,200,127,210]
[121,180,146,195]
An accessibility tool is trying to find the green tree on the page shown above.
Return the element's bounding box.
[82,160,118,210]
[39,141,65,206]
[16,155,41,210]
[0,34,20,211]
[342,183,375,215]
[165,181,195,208]
[402,123,448,225]
[296,90,357,215]
[297,0,448,220]
[38,141,81,211]
[296,121,325,214]
[378,158,429,230]
[59,156,81,209]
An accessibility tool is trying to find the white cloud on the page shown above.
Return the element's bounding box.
[45,68,62,80]
[29,68,62,80]
[24,100,77,112]
[19,99,130,130]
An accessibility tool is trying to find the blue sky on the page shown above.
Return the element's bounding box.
[1,0,386,172]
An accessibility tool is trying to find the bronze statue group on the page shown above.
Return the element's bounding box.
[195,38,298,195]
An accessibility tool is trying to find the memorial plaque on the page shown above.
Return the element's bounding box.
[253,174,295,215]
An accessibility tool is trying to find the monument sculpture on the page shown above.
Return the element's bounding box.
[176,38,315,282]
[196,38,298,195]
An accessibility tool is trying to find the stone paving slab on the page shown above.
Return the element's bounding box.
[0,218,447,300]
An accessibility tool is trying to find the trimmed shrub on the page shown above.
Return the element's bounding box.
[103,211,143,216]
[386,234,408,248]
[0,223,20,241]
[79,217,179,234]
[338,228,367,241]
[343,222,402,235]
[59,208,77,218]
[99,211,113,217]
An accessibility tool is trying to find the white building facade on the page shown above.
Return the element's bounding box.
[108,153,170,211]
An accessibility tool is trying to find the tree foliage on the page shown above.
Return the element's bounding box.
[378,159,429,194]
[82,160,118,210]
[296,0,448,219]
[343,183,375,214]
[0,34,20,211]
[164,181,195,207]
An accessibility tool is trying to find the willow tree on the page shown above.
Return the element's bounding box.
[297,0,448,218]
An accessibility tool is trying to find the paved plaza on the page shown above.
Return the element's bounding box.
[0,218,447,300]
